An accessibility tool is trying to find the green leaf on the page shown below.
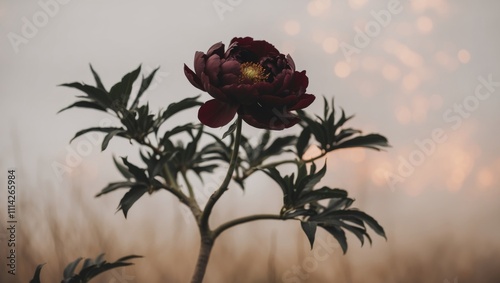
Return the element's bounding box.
[60,82,112,108]
[58,100,107,114]
[335,210,386,239]
[296,127,311,158]
[113,156,134,179]
[96,181,137,197]
[162,95,202,121]
[262,135,296,158]
[70,127,126,143]
[295,187,347,207]
[109,65,142,110]
[102,129,126,151]
[300,221,317,249]
[131,67,160,109]
[321,224,348,254]
[297,162,327,195]
[162,123,197,140]
[63,257,83,279]
[116,255,143,262]
[89,64,106,91]
[121,157,148,183]
[334,134,390,151]
[118,185,148,218]
[30,263,45,283]
[222,120,237,139]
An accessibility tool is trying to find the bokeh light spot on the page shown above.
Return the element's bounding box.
[322,37,339,54]
[416,16,433,34]
[284,20,301,36]
[458,49,471,64]
[334,61,351,78]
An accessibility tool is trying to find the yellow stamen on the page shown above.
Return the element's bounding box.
[240,62,269,83]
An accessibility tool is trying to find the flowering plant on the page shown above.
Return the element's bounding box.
[32,37,389,283]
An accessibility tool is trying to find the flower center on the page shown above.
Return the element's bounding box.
[239,62,269,83]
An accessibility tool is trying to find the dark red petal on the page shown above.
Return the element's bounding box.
[259,95,297,107]
[221,73,239,85]
[290,71,309,92]
[200,72,230,102]
[286,54,296,71]
[184,64,205,91]
[220,60,241,75]
[230,37,280,58]
[239,105,300,130]
[205,55,221,84]
[194,51,206,76]
[221,84,259,105]
[207,42,225,57]
[198,99,238,128]
[289,93,315,110]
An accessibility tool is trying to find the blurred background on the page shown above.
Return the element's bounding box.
[1,0,500,282]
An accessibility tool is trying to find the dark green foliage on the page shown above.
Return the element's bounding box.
[296,97,390,158]
[30,254,141,283]
[59,65,389,261]
[264,163,386,254]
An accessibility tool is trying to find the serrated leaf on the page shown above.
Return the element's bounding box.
[96,181,137,197]
[109,65,141,110]
[298,162,327,195]
[296,127,311,158]
[116,255,143,262]
[60,82,112,108]
[30,263,45,283]
[113,156,134,179]
[63,257,83,279]
[262,135,296,158]
[70,127,125,143]
[58,100,107,114]
[321,225,348,254]
[334,134,390,151]
[102,129,126,151]
[118,185,148,218]
[295,187,347,207]
[327,210,386,240]
[162,95,202,121]
[300,221,317,249]
[89,64,106,91]
[121,157,148,183]
[131,67,160,109]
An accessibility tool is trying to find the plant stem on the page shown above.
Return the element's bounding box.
[181,169,195,200]
[190,234,214,283]
[199,117,242,231]
[190,117,243,283]
[213,214,284,238]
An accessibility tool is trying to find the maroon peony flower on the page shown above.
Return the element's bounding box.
[184,37,315,130]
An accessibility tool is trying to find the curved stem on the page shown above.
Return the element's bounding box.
[213,214,284,238]
[199,117,242,230]
[190,117,243,283]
